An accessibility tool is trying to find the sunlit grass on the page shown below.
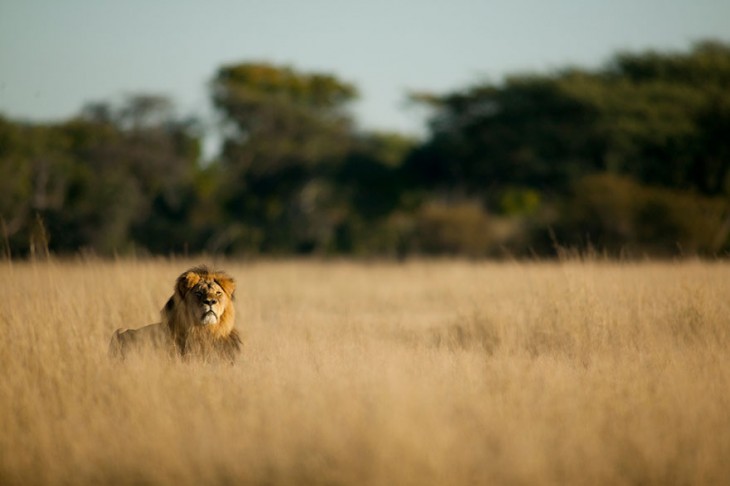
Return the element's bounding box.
[1,258,729,485]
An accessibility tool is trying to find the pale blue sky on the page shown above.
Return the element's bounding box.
[1,0,729,136]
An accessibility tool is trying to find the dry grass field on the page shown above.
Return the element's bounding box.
[1,258,730,485]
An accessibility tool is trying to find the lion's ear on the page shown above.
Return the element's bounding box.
[215,274,236,298]
[176,271,201,297]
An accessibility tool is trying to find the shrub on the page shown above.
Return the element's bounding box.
[556,174,729,256]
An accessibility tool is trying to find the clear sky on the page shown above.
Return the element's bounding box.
[1,0,729,136]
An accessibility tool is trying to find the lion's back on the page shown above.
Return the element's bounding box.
[108,323,172,360]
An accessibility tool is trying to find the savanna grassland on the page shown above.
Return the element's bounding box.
[1,258,729,485]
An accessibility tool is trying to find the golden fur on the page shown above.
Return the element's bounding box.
[109,266,242,363]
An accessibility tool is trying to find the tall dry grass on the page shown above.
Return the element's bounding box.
[1,258,729,485]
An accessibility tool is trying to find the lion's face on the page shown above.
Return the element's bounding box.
[173,267,236,333]
[187,278,230,326]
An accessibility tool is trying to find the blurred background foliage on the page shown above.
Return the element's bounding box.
[1,42,729,258]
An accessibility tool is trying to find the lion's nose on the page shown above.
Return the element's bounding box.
[204,298,217,306]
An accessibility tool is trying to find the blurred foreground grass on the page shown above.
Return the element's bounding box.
[1,258,729,485]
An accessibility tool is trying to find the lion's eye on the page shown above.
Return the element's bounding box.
[216,291,222,296]
[195,291,204,298]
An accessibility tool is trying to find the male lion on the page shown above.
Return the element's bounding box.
[108,265,242,363]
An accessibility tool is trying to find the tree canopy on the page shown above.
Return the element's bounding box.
[406,41,730,198]
[1,42,728,258]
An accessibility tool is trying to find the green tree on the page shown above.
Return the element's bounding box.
[559,41,730,195]
[330,132,416,254]
[406,41,730,255]
[404,76,601,201]
[211,62,359,253]
[0,117,76,255]
[0,95,202,256]
[72,95,202,254]
[408,41,730,199]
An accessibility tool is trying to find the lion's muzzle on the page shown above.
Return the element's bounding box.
[197,295,220,325]
[201,308,218,325]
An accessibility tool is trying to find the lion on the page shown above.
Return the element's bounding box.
[108,265,242,363]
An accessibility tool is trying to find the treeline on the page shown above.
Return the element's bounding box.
[1,41,729,258]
